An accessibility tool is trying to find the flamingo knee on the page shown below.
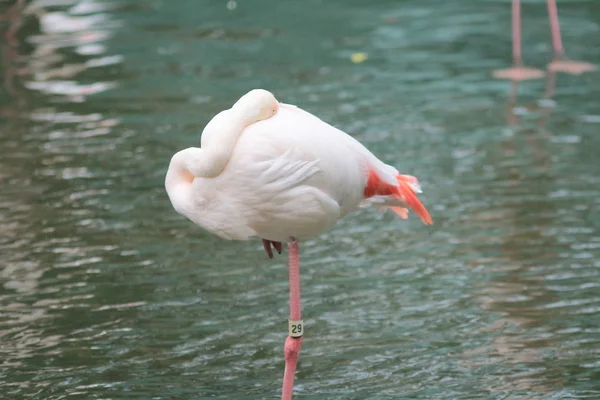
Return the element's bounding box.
[284,336,303,361]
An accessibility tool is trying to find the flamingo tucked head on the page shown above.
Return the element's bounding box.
[231,89,279,124]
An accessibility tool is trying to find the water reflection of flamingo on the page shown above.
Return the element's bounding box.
[458,71,566,396]
[165,89,433,400]
[1,0,27,98]
[504,68,557,127]
[494,0,596,80]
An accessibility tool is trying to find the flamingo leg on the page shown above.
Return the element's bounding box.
[493,0,545,80]
[512,0,523,67]
[546,0,596,74]
[281,240,303,400]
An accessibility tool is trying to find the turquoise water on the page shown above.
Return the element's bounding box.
[1,0,600,398]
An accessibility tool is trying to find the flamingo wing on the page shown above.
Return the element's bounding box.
[228,148,341,242]
[190,146,340,242]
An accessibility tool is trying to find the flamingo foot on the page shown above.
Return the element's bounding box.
[262,239,283,258]
[493,66,545,81]
[281,336,303,400]
[549,59,597,75]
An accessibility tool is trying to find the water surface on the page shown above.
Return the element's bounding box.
[1,0,600,398]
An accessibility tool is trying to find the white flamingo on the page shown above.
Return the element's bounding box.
[165,89,432,399]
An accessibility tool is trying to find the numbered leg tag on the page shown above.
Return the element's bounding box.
[289,319,304,338]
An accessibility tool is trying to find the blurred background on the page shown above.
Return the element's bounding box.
[1,0,600,398]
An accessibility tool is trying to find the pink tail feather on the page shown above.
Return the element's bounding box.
[364,171,433,225]
[396,175,433,225]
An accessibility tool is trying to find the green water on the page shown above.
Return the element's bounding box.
[1,0,600,398]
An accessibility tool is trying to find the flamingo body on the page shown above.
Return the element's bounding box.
[166,94,430,243]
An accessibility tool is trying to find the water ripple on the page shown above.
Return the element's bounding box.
[1,0,600,399]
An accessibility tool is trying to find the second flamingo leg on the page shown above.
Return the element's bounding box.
[546,0,596,74]
[281,240,303,400]
[493,0,545,80]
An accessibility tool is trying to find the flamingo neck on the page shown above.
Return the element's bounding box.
[193,108,250,178]
[165,150,197,216]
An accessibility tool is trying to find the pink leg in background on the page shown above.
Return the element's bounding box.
[546,0,596,74]
[281,241,303,400]
[493,0,545,80]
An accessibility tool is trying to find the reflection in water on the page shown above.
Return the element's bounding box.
[1,0,122,285]
[459,71,599,397]
[0,0,127,395]
[23,0,121,100]
[504,68,557,127]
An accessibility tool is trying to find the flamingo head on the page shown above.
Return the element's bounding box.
[232,89,279,124]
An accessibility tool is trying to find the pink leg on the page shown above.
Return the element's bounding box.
[281,241,303,400]
[493,0,545,80]
[546,0,596,74]
[512,0,522,66]
[547,0,564,56]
